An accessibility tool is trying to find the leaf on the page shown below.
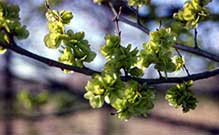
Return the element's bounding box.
[44,33,62,49]
[90,95,104,108]
[60,10,73,24]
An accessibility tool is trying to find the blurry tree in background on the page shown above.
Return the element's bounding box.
[0,0,219,135]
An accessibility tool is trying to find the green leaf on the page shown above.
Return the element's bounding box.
[90,95,104,108]
[129,67,144,77]
[85,51,96,62]
[44,33,62,49]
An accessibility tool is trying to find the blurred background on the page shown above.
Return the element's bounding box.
[0,0,219,135]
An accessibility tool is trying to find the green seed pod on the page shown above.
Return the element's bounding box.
[60,10,73,25]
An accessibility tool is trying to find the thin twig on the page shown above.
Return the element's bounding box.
[156,20,163,78]
[194,28,199,49]
[119,16,150,34]
[136,6,141,25]
[159,20,162,29]
[109,2,122,36]
[108,2,117,16]
[175,49,190,76]
[157,70,163,78]
[45,0,51,10]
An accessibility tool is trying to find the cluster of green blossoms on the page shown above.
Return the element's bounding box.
[0,1,29,54]
[165,81,198,112]
[85,73,155,120]
[174,0,211,29]
[139,28,184,77]
[84,28,198,120]
[101,35,143,77]
[84,35,155,120]
[44,9,96,72]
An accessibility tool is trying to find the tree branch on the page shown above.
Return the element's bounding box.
[117,14,219,63]
[1,41,219,85]
[119,16,150,34]
[174,44,219,62]
[122,69,219,84]
[1,2,219,85]
[0,42,100,76]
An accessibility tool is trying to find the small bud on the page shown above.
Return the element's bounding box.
[60,10,73,24]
